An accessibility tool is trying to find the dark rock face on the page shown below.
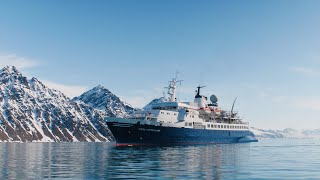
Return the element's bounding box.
[0,66,112,142]
[73,85,138,118]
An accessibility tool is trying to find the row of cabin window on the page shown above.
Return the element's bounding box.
[153,107,177,110]
[184,122,248,129]
[160,112,177,116]
[159,112,195,118]
[207,124,248,129]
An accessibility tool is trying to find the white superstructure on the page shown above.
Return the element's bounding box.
[128,76,250,131]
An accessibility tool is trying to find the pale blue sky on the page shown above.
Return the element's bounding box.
[1,1,320,129]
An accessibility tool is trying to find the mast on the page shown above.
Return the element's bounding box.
[195,85,206,98]
[166,73,182,102]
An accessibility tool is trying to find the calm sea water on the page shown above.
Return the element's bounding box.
[0,139,319,180]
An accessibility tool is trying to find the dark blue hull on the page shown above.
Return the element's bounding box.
[106,122,258,146]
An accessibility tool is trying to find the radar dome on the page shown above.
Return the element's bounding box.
[210,94,218,103]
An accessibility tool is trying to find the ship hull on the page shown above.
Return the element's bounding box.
[106,121,258,146]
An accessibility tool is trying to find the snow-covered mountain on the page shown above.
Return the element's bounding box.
[251,127,320,139]
[0,66,112,142]
[143,97,166,110]
[73,85,137,118]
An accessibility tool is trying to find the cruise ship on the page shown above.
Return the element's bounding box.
[106,77,258,146]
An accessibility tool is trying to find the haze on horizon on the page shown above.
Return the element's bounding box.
[0,1,320,130]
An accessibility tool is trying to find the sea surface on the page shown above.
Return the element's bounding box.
[0,139,319,180]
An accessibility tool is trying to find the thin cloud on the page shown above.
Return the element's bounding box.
[0,53,87,98]
[0,53,39,69]
[271,95,320,111]
[290,67,320,77]
[42,80,88,98]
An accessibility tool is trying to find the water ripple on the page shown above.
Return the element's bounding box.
[0,139,319,179]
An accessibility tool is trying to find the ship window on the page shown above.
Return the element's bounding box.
[185,122,188,126]
[192,115,194,118]
[214,125,217,128]
[211,124,213,128]
[167,113,170,115]
[161,112,164,114]
[207,124,210,128]
[218,125,220,128]
[189,123,192,126]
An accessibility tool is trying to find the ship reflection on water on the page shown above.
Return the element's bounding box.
[107,143,251,179]
[0,142,251,179]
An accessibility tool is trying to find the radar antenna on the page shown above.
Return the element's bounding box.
[195,85,206,98]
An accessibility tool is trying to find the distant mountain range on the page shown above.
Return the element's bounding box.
[251,127,320,139]
[0,66,318,142]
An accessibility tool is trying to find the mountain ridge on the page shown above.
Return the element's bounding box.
[73,85,138,118]
[251,127,320,139]
[0,66,112,142]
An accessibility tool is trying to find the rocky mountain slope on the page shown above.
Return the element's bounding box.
[73,85,137,118]
[143,97,166,110]
[0,66,112,142]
